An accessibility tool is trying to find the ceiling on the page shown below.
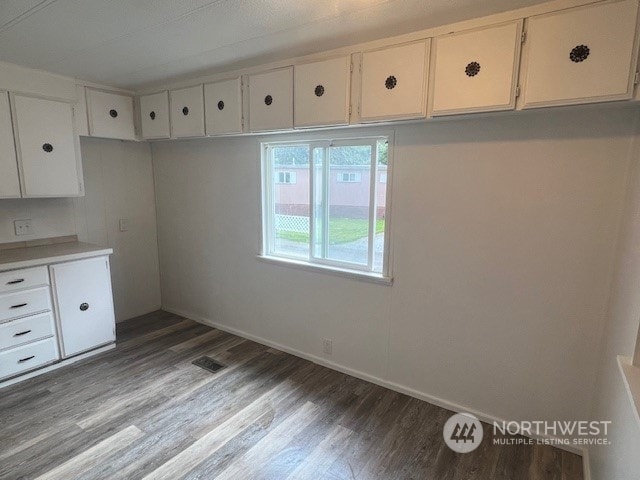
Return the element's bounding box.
[0,0,552,90]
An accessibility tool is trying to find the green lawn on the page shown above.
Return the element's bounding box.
[277,218,384,244]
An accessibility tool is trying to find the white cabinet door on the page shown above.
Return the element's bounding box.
[294,57,350,128]
[12,94,82,198]
[170,85,205,138]
[86,88,136,140]
[0,91,20,198]
[140,91,170,139]
[50,256,115,358]
[360,40,430,122]
[430,21,523,116]
[249,67,293,132]
[521,0,640,108]
[204,78,243,135]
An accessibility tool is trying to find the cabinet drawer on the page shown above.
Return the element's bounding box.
[86,89,136,140]
[0,312,55,351]
[360,40,430,122]
[170,85,205,138]
[0,337,59,380]
[140,91,170,140]
[0,266,49,294]
[0,287,51,323]
[430,21,523,116]
[521,0,640,108]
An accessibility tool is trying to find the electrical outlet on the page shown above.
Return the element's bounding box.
[14,219,33,236]
[322,338,333,355]
[119,218,129,232]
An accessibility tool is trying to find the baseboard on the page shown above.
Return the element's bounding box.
[163,305,587,457]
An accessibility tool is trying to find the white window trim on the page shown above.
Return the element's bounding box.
[259,131,395,284]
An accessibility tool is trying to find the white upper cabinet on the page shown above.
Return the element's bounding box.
[86,88,136,140]
[204,78,243,135]
[249,67,293,132]
[294,57,351,128]
[140,91,170,140]
[359,40,430,122]
[521,0,640,108]
[170,85,205,138]
[0,91,20,198]
[430,21,523,116]
[12,94,82,198]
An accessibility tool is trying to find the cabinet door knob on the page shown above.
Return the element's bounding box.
[217,100,225,111]
[18,355,35,363]
[314,85,325,97]
[80,302,90,311]
[385,76,397,90]
[109,109,118,118]
[465,62,481,77]
[570,45,590,63]
[42,143,53,153]
[182,106,189,115]
[264,95,273,106]
[150,111,156,120]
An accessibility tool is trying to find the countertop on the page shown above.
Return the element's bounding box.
[0,242,113,272]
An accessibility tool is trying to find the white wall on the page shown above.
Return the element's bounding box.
[588,114,640,480]
[0,137,162,322]
[74,138,162,321]
[152,105,637,428]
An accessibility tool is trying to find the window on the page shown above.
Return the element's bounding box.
[337,172,361,183]
[276,171,297,184]
[261,136,391,279]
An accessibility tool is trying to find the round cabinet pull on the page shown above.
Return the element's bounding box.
[150,111,156,120]
[109,109,118,118]
[314,85,325,97]
[570,45,590,63]
[217,100,225,111]
[465,61,481,77]
[385,75,397,90]
[80,302,90,311]
[42,143,53,153]
[264,95,273,106]
[182,106,189,116]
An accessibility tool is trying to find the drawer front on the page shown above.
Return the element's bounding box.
[0,337,59,380]
[0,312,55,351]
[0,287,51,322]
[0,266,49,294]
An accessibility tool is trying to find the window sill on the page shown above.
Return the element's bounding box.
[256,255,393,286]
[617,355,640,429]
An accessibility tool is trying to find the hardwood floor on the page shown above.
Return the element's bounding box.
[0,311,583,480]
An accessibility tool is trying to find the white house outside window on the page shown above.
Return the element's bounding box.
[261,136,392,281]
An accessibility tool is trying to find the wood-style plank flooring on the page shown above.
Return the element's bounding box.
[0,311,583,480]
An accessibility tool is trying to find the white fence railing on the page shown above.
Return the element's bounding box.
[276,214,309,233]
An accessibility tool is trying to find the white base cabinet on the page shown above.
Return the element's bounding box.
[50,257,116,358]
[521,0,640,108]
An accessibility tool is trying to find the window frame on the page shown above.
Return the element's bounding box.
[260,132,394,284]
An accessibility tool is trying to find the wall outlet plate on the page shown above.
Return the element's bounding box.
[322,338,333,355]
[119,218,129,232]
[14,219,33,236]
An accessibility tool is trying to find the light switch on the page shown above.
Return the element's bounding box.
[119,218,129,232]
